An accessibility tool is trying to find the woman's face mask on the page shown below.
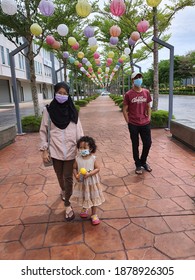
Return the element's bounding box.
[134,78,143,87]
[55,93,68,104]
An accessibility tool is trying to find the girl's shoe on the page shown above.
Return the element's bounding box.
[91,214,100,225]
[80,208,89,218]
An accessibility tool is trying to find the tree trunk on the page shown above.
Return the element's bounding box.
[152,7,159,111]
[28,44,40,117]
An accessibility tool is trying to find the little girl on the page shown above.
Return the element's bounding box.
[70,136,105,225]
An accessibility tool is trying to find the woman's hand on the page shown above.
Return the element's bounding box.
[42,150,51,163]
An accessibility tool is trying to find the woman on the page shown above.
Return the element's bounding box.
[39,82,84,221]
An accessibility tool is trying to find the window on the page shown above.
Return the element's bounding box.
[18,53,25,70]
[6,48,10,66]
[35,61,42,75]
[0,46,5,64]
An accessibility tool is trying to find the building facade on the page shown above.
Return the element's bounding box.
[0,34,64,104]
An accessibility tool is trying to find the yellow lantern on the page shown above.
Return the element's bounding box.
[89,45,98,52]
[74,60,80,66]
[68,37,77,46]
[121,54,126,60]
[108,51,115,58]
[78,52,84,59]
[146,0,162,7]
[76,0,92,17]
[30,23,42,36]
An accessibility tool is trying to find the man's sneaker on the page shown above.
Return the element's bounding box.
[135,166,143,175]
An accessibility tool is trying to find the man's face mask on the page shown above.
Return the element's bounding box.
[134,78,143,87]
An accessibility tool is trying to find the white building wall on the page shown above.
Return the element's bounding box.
[0,34,64,104]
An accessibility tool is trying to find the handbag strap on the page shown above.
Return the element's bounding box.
[47,114,51,147]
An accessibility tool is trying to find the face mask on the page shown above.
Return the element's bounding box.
[79,149,90,157]
[55,93,68,103]
[134,78,143,87]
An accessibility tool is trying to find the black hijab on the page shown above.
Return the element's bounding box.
[46,82,78,129]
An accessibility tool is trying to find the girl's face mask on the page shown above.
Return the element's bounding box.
[55,93,68,104]
[79,149,90,157]
[134,78,143,87]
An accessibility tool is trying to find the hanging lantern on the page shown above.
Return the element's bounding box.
[130,31,140,41]
[124,47,130,55]
[109,25,121,37]
[68,37,77,46]
[76,0,92,17]
[46,35,55,45]
[128,37,136,46]
[121,54,126,60]
[1,0,17,15]
[69,57,75,64]
[38,0,55,16]
[72,42,79,50]
[110,0,126,17]
[78,63,82,68]
[137,19,149,33]
[74,60,80,66]
[88,37,97,46]
[51,41,60,49]
[78,52,84,59]
[146,0,162,7]
[110,36,118,45]
[93,52,100,59]
[30,23,42,36]
[89,45,98,52]
[108,51,115,58]
[57,24,69,36]
[107,58,113,65]
[84,26,94,38]
[63,51,69,58]
[95,59,101,65]
[82,57,88,64]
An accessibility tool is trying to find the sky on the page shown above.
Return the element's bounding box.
[96,0,195,72]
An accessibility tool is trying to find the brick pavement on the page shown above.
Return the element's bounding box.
[0,96,195,260]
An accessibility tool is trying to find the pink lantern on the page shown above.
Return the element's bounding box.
[128,37,136,46]
[95,59,101,65]
[88,67,93,73]
[130,31,140,41]
[46,35,55,45]
[38,0,55,16]
[78,63,82,68]
[110,25,121,37]
[107,58,113,65]
[110,36,118,45]
[84,26,94,38]
[137,19,149,33]
[51,41,61,49]
[118,58,123,63]
[72,42,80,50]
[93,52,100,59]
[110,0,126,17]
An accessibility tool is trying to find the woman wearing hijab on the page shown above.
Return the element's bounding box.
[40,82,84,221]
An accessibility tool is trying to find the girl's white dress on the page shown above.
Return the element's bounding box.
[70,155,105,208]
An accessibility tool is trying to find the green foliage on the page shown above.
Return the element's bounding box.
[74,104,80,112]
[21,115,42,132]
[74,100,88,107]
[151,110,175,128]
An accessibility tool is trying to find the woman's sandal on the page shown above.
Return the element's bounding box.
[80,208,89,218]
[91,214,100,225]
[65,206,75,221]
[142,163,152,172]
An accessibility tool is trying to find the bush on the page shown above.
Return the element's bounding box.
[151,110,174,128]
[74,104,80,112]
[22,115,42,132]
[74,100,88,107]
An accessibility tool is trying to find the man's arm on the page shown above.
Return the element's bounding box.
[123,103,129,123]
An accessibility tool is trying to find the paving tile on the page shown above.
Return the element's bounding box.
[164,215,195,231]
[147,198,183,214]
[100,192,124,211]
[84,221,123,253]
[0,208,22,225]
[51,244,95,260]
[121,223,154,250]
[172,196,195,210]
[20,205,51,224]
[106,186,130,198]
[0,241,26,260]
[0,225,24,242]
[127,184,160,200]
[94,251,127,260]
[155,232,195,259]
[24,248,50,260]
[122,194,147,209]
[21,224,47,249]
[1,192,28,208]
[127,247,170,260]
[132,217,171,234]
[104,218,131,230]
[44,222,83,247]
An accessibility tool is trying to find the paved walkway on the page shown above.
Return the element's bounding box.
[0,96,195,260]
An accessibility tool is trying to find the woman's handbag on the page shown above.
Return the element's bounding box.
[43,115,53,167]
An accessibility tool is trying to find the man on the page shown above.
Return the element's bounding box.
[123,72,152,175]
